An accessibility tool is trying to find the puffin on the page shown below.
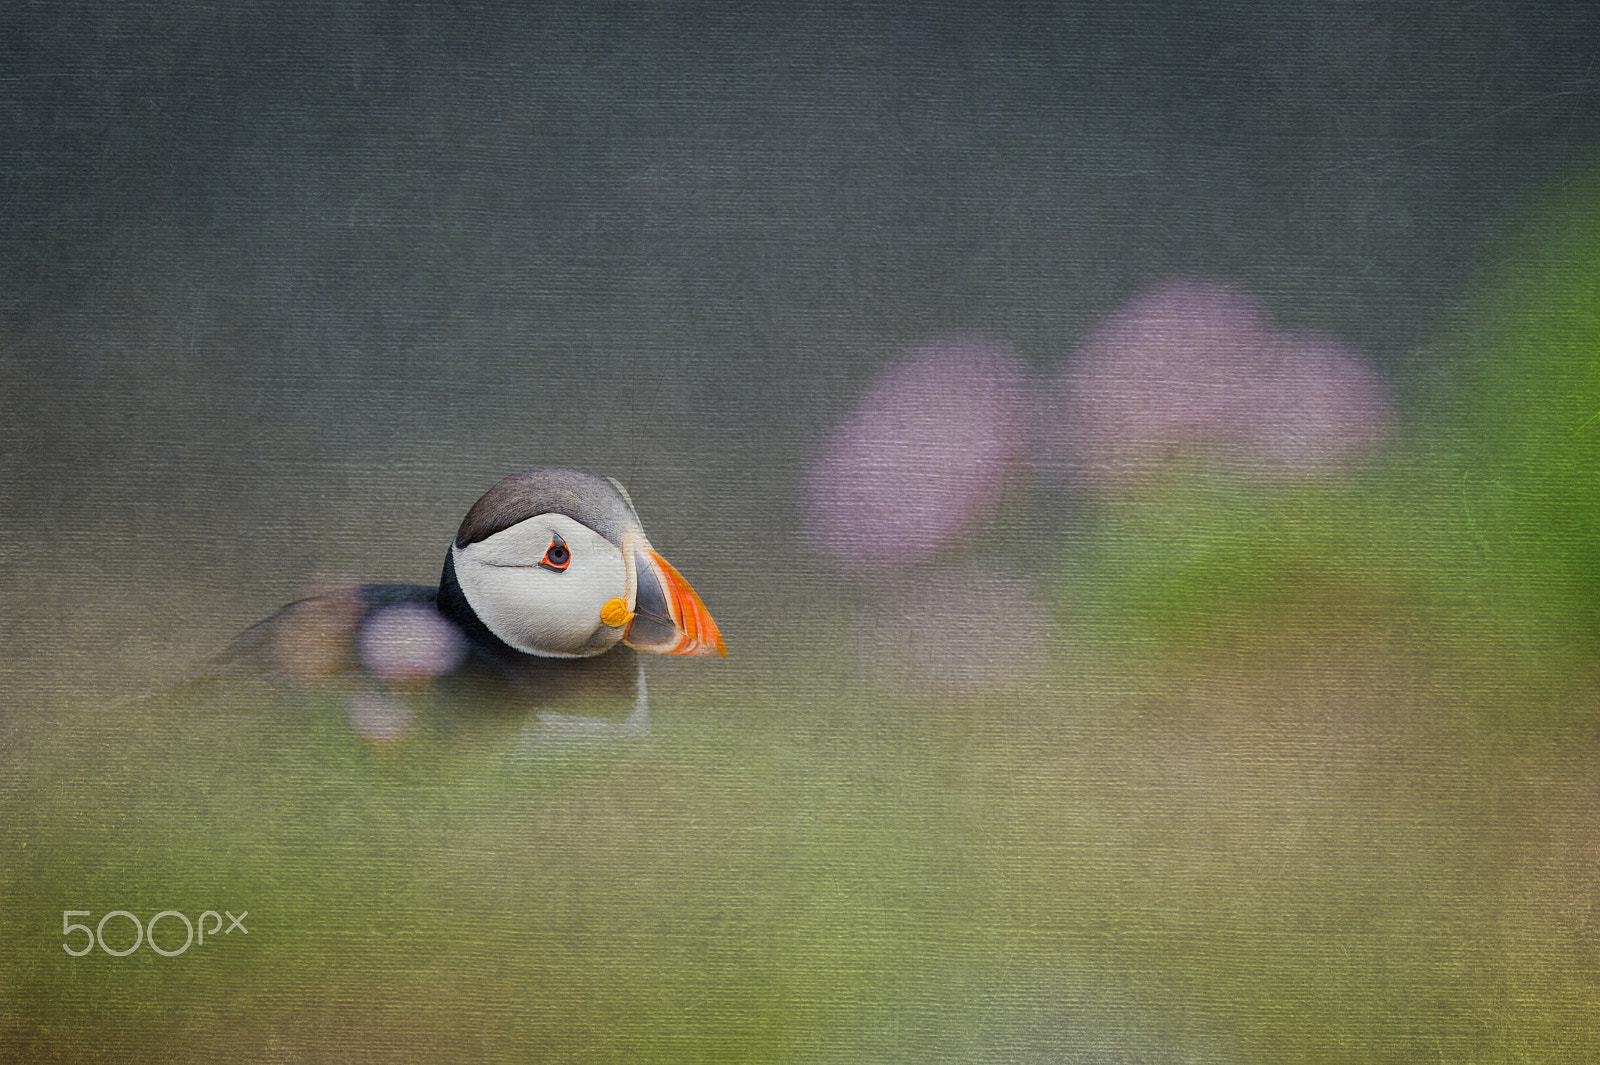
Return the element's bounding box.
[222,468,724,742]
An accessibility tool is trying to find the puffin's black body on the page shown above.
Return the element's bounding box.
[223,580,647,726]
[222,468,724,739]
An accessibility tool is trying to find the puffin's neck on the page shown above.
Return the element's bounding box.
[437,548,529,660]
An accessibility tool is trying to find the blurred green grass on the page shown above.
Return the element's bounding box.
[1446,163,1600,653]
[1047,163,1600,743]
[5,621,1598,1063]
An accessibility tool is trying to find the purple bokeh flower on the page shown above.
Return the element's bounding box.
[345,689,416,743]
[357,603,468,682]
[1049,279,1394,485]
[804,336,1031,569]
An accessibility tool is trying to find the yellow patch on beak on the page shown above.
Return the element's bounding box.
[600,597,633,628]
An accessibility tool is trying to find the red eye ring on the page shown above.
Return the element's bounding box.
[540,538,571,572]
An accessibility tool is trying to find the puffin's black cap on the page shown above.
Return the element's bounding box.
[454,468,642,549]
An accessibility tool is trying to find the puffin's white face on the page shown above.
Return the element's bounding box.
[450,513,628,658]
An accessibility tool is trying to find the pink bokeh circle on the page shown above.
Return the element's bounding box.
[357,603,469,682]
[804,336,1032,569]
[1049,279,1394,485]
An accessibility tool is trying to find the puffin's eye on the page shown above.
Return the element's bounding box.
[539,538,571,572]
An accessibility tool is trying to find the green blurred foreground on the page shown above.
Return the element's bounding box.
[2,623,1594,1063]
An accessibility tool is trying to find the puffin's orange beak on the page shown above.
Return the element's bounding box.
[622,542,726,657]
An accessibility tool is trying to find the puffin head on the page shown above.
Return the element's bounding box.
[441,468,725,660]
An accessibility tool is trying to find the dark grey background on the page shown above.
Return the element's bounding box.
[3,1,1598,691]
